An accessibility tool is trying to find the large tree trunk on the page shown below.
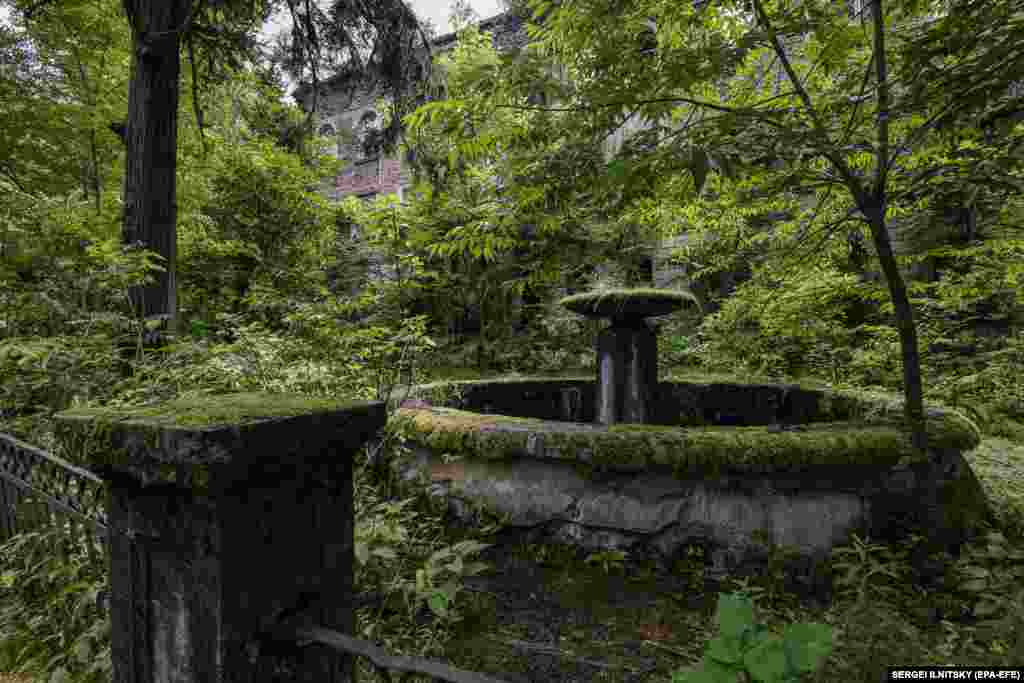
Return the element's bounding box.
[121,0,189,336]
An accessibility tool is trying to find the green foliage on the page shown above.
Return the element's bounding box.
[0,190,169,441]
[0,0,129,199]
[0,335,122,418]
[0,527,111,683]
[821,601,937,678]
[405,540,492,623]
[352,492,492,632]
[671,593,834,683]
[105,309,435,407]
[829,533,913,608]
[507,0,1024,449]
[725,535,814,616]
[177,135,340,325]
[0,191,162,339]
[944,530,1024,658]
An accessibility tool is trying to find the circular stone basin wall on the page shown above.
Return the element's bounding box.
[385,376,992,583]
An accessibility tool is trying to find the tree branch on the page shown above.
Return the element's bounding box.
[837,52,875,150]
[186,32,208,157]
[873,0,890,203]
[491,92,799,131]
[751,0,869,211]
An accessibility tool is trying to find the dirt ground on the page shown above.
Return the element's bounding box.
[426,527,827,683]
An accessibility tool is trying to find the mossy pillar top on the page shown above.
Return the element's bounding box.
[561,289,693,425]
[53,393,387,683]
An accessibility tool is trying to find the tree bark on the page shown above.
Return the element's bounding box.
[867,207,928,453]
[120,0,190,334]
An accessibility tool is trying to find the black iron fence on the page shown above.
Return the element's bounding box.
[0,431,107,566]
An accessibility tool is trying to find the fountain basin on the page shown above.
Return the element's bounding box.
[384,376,991,585]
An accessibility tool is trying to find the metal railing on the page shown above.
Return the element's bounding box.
[0,431,108,566]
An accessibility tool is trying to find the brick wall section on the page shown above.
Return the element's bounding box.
[295,12,530,203]
[336,159,403,197]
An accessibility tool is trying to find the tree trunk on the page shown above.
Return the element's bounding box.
[867,0,926,454]
[120,0,189,335]
[868,207,928,453]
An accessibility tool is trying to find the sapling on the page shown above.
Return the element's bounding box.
[672,593,834,683]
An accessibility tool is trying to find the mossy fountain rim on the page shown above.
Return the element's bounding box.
[386,375,991,582]
[558,287,700,320]
[391,375,982,474]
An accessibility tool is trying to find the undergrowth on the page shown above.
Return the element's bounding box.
[2,429,1022,683]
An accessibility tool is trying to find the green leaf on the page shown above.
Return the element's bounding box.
[427,592,450,617]
[354,542,369,565]
[71,636,93,664]
[743,634,789,683]
[781,622,834,674]
[371,547,397,561]
[47,666,71,683]
[707,635,745,665]
[686,655,746,683]
[715,593,757,640]
[960,566,991,579]
[973,600,1003,618]
[608,159,629,180]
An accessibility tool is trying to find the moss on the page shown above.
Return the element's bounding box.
[560,288,699,319]
[559,288,696,306]
[390,375,981,473]
[58,392,363,429]
[395,408,961,471]
[54,392,373,491]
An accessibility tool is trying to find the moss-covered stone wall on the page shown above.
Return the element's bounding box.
[387,376,981,474]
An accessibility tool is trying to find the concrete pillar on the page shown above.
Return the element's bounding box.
[54,393,387,683]
[595,321,658,425]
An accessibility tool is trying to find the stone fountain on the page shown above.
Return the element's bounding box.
[384,287,991,589]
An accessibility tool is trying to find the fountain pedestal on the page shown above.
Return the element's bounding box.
[596,318,657,425]
[561,289,695,426]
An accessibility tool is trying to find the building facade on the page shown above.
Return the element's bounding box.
[292,6,1012,306]
[292,11,693,293]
